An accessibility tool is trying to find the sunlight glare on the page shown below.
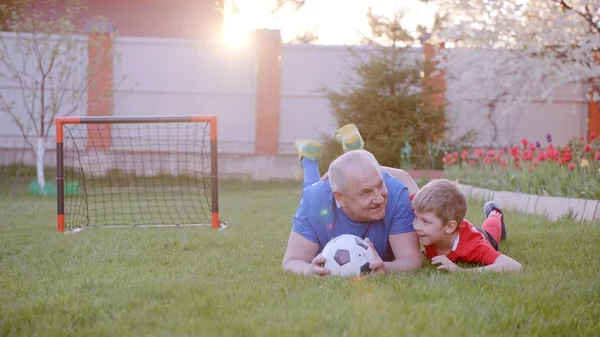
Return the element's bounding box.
[220,0,438,47]
[221,17,251,48]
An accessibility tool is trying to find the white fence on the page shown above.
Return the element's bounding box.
[0,32,590,178]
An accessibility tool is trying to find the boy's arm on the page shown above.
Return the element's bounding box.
[464,254,523,272]
[431,254,523,272]
[379,166,420,195]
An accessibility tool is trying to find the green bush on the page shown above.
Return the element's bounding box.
[317,11,479,172]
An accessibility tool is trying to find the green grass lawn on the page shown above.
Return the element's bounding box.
[1,180,599,336]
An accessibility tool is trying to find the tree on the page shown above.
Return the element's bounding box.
[429,0,600,143]
[322,9,448,169]
[0,0,109,191]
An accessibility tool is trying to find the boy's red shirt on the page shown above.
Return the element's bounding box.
[423,220,501,265]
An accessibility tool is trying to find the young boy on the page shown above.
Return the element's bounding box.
[295,123,522,272]
[412,179,523,272]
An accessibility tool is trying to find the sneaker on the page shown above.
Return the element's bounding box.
[334,124,364,153]
[294,140,323,162]
[484,201,506,241]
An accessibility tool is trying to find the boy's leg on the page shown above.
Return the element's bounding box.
[483,201,507,244]
[295,140,323,189]
[334,123,364,153]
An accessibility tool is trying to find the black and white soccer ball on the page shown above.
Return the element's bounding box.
[322,234,376,277]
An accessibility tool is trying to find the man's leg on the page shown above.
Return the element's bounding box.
[334,123,364,153]
[295,140,323,188]
[482,201,507,245]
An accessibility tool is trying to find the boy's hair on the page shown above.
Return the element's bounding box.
[412,179,467,225]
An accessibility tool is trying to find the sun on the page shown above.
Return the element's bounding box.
[220,1,253,49]
[221,16,251,49]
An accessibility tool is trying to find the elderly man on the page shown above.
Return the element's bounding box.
[282,125,422,276]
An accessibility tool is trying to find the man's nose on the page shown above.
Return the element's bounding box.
[372,190,384,204]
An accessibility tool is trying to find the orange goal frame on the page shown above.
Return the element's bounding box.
[55,115,220,233]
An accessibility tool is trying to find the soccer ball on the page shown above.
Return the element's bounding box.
[322,234,376,277]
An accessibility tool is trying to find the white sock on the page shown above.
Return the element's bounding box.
[489,210,502,219]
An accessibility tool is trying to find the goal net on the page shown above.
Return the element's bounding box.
[55,115,221,232]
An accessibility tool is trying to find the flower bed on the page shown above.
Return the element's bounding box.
[443,132,600,200]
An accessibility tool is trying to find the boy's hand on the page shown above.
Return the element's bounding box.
[431,255,461,272]
[321,171,329,181]
[364,238,386,275]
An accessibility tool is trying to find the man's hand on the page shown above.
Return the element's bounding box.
[282,232,326,276]
[309,254,331,276]
[364,238,386,275]
[431,255,461,272]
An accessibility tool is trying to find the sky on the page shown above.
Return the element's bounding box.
[221,0,438,47]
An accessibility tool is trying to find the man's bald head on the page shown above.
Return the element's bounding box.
[329,150,381,192]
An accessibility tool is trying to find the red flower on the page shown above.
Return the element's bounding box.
[487,150,496,157]
[521,138,528,148]
[510,146,520,158]
[595,151,600,160]
[500,160,508,168]
[499,149,506,156]
[523,149,534,161]
[484,157,492,165]
[470,160,476,166]
[584,145,591,153]
[528,143,536,151]
[568,163,575,171]
[474,148,484,158]
[514,161,521,169]
[443,154,453,166]
[562,152,572,162]
[537,151,547,161]
[562,145,571,153]
[579,136,585,142]
[460,150,469,160]
[545,144,559,160]
[590,132,598,141]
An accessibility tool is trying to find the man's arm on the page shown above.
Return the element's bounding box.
[383,180,423,272]
[383,232,423,271]
[380,166,419,196]
[281,232,330,276]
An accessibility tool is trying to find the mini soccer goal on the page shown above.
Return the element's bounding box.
[55,115,223,233]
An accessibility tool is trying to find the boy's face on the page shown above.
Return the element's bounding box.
[412,210,452,246]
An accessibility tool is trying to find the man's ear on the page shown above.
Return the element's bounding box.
[333,190,344,208]
[444,220,458,234]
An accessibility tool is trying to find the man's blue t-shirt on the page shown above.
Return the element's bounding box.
[292,172,415,261]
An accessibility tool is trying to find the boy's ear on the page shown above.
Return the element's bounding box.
[444,220,458,234]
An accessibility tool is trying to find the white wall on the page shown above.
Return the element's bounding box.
[112,37,258,154]
[278,44,423,154]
